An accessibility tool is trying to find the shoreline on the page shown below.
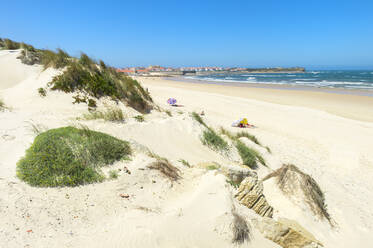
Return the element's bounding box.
[166,76,373,97]
[138,76,373,123]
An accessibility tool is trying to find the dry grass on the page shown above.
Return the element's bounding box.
[83,106,125,122]
[263,164,332,224]
[0,98,5,111]
[147,153,181,181]
[232,213,251,244]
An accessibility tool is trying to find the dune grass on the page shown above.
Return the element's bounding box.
[263,164,332,224]
[191,112,207,127]
[83,106,125,122]
[41,49,71,69]
[1,38,21,50]
[109,170,119,179]
[147,153,181,181]
[16,127,131,187]
[0,98,5,111]
[235,140,266,169]
[49,54,152,113]
[232,213,251,244]
[178,159,191,168]
[235,131,260,145]
[201,128,229,152]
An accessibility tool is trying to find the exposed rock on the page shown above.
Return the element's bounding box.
[235,173,274,217]
[256,217,323,248]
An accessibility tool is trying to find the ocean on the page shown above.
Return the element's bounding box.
[185,70,373,90]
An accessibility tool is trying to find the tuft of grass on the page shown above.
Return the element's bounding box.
[41,49,70,69]
[232,213,251,244]
[235,141,266,169]
[219,127,235,140]
[263,164,332,225]
[109,170,119,179]
[83,106,125,122]
[148,156,181,181]
[191,112,206,126]
[201,128,228,151]
[2,38,21,50]
[178,159,191,168]
[235,131,260,146]
[134,115,144,122]
[0,98,5,111]
[27,122,47,136]
[206,164,219,170]
[38,88,46,97]
[16,126,131,187]
[227,179,240,189]
[165,110,172,116]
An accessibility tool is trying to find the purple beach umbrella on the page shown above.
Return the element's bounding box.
[167,98,177,105]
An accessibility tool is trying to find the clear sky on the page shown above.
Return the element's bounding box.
[1,0,373,69]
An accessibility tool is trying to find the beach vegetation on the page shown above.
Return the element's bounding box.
[48,53,153,113]
[191,111,207,127]
[2,38,21,50]
[235,131,260,145]
[38,87,47,97]
[235,140,266,169]
[41,49,70,69]
[165,110,172,116]
[16,126,131,187]
[201,128,228,151]
[109,170,119,179]
[134,115,145,122]
[0,98,5,111]
[178,159,191,167]
[232,213,251,244]
[147,155,181,181]
[83,106,125,122]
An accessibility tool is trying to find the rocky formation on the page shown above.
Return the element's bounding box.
[235,173,274,217]
[256,217,323,248]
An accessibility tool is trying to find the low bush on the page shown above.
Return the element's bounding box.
[201,128,228,151]
[41,49,70,69]
[235,141,265,169]
[2,38,21,50]
[134,115,144,122]
[165,110,172,116]
[147,156,181,181]
[109,170,119,179]
[0,98,5,111]
[38,88,46,97]
[16,127,131,187]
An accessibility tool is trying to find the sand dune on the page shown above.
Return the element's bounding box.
[1,51,373,247]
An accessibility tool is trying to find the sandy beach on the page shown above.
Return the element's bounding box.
[1,50,373,247]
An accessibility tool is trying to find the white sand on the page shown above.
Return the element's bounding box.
[1,51,373,247]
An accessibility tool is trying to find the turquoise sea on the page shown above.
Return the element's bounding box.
[186,71,373,90]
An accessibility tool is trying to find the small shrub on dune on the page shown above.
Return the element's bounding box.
[0,98,5,111]
[109,170,119,179]
[134,115,144,122]
[201,128,228,151]
[2,38,21,50]
[16,127,131,187]
[38,87,46,97]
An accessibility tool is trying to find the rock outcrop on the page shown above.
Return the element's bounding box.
[235,173,274,217]
[256,217,323,248]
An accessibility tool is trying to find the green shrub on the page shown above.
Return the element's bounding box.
[201,128,228,151]
[165,110,172,116]
[38,88,46,97]
[206,164,219,170]
[134,115,144,122]
[191,112,206,126]
[88,99,97,109]
[3,38,20,50]
[235,141,265,169]
[49,56,152,113]
[16,127,131,187]
[109,170,119,179]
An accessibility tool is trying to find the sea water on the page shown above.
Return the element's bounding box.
[186,71,373,90]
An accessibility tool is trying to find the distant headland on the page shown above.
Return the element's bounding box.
[117,66,306,76]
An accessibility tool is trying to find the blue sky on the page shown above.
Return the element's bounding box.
[1,0,373,69]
